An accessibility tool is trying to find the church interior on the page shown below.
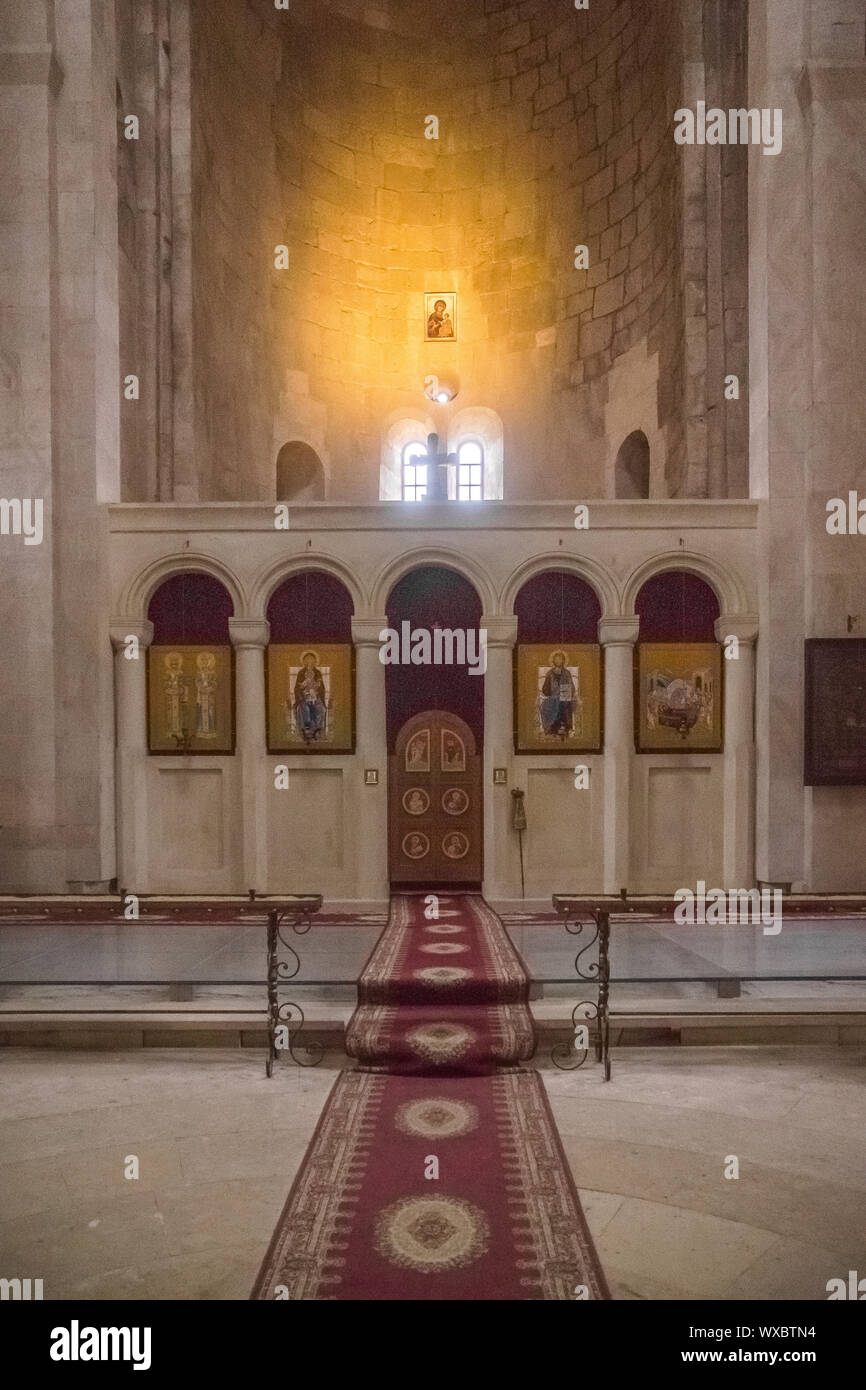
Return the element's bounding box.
[1,0,865,1314]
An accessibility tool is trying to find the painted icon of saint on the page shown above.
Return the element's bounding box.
[406,733,429,771]
[163,652,187,738]
[293,651,328,743]
[539,651,576,738]
[194,652,218,737]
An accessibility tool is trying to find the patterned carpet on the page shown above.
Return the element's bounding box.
[252,893,610,1300]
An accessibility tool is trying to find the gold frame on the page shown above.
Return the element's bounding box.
[266,644,355,753]
[147,645,234,755]
[514,644,602,752]
[636,642,723,752]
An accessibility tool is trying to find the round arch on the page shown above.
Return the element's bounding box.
[622,550,754,618]
[118,552,247,622]
[371,546,496,615]
[501,552,619,619]
[250,552,368,620]
[275,441,326,501]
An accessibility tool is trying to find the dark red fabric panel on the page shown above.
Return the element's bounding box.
[266,571,354,642]
[386,567,484,752]
[514,570,601,642]
[147,573,233,643]
[635,571,720,641]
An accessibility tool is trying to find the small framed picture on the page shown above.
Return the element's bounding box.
[425,293,457,341]
[493,768,508,785]
[364,768,379,786]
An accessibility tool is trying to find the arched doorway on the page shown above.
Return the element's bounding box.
[385,565,484,887]
[390,710,482,885]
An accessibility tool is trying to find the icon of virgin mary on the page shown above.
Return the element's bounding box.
[293,651,328,743]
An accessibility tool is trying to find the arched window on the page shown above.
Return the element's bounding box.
[401,440,428,501]
[457,440,484,501]
[615,430,650,498]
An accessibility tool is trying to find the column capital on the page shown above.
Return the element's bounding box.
[110,619,154,651]
[351,616,390,647]
[598,616,640,647]
[229,618,270,649]
[714,614,759,645]
[480,615,518,648]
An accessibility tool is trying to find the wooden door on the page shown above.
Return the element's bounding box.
[389,711,482,884]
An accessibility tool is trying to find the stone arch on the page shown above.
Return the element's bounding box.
[614,430,650,499]
[251,552,368,621]
[118,552,247,622]
[276,441,325,501]
[371,546,497,616]
[622,551,754,620]
[501,553,619,620]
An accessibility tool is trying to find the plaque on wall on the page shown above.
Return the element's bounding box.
[147,645,234,754]
[514,644,602,752]
[266,644,354,753]
[636,642,722,753]
[804,639,866,784]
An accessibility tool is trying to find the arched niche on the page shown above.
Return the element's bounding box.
[266,570,354,642]
[276,441,325,501]
[514,570,602,643]
[147,572,234,642]
[385,565,484,752]
[635,571,720,641]
[614,430,650,499]
[145,572,235,754]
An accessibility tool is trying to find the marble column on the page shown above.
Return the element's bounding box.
[351,618,390,903]
[110,620,153,893]
[715,615,758,888]
[599,617,640,895]
[481,616,519,901]
[229,618,270,893]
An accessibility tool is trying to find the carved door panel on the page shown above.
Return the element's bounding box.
[389,711,482,883]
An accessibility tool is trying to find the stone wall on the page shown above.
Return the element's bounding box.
[189,0,690,502]
[751,0,866,890]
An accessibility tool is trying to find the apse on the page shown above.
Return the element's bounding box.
[192,0,686,502]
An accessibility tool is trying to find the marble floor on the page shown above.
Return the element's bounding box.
[0,1045,863,1301]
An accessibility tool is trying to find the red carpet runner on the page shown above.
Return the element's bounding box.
[252,894,610,1300]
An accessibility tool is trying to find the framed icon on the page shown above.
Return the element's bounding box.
[804,639,866,784]
[266,644,354,754]
[493,767,508,785]
[636,643,723,752]
[514,644,602,752]
[148,645,234,754]
[425,292,457,341]
[402,832,430,860]
[403,787,430,816]
[364,768,379,786]
[404,728,431,773]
